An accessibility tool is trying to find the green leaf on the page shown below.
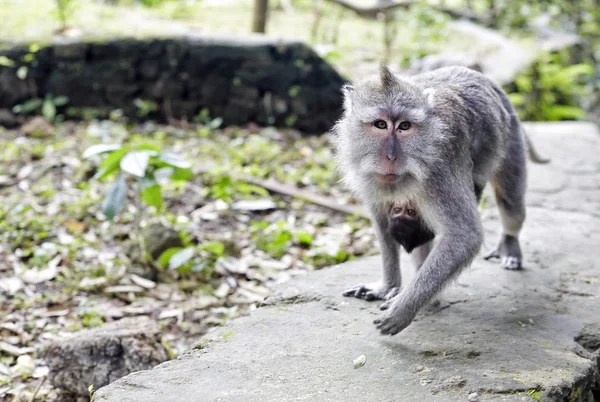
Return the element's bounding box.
[207,117,223,129]
[101,174,127,220]
[42,99,56,121]
[158,247,183,266]
[0,56,15,67]
[13,98,42,114]
[200,241,225,257]
[168,247,195,270]
[94,148,129,180]
[133,143,161,153]
[545,105,587,121]
[82,144,122,159]
[507,93,524,106]
[16,66,28,80]
[140,182,163,209]
[296,231,313,247]
[53,96,69,106]
[158,152,191,168]
[120,151,150,177]
[170,167,194,181]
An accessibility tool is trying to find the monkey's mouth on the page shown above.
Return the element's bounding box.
[376,173,400,183]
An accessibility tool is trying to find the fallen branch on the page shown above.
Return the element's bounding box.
[196,164,369,218]
[323,0,490,24]
[243,176,370,218]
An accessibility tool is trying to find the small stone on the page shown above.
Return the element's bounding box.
[0,108,18,128]
[413,364,425,373]
[21,116,53,136]
[468,392,479,401]
[46,317,168,396]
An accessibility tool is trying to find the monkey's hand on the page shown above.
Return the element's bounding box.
[342,282,400,301]
[373,297,417,336]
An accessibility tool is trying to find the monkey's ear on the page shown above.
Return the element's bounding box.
[379,63,398,88]
[423,88,436,109]
[342,83,354,112]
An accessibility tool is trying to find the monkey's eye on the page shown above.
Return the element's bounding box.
[373,120,387,130]
[398,121,412,131]
[406,209,416,217]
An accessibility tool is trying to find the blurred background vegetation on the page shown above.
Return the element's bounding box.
[2,0,599,121]
[0,1,598,400]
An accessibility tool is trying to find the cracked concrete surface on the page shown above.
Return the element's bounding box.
[94,123,600,402]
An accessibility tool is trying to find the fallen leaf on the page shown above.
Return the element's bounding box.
[65,220,87,233]
[214,283,231,299]
[79,277,108,289]
[104,285,145,293]
[20,260,59,284]
[32,365,49,378]
[0,341,35,356]
[216,257,248,275]
[17,164,33,180]
[130,274,156,289]
[158,309,183,321]
[353,354,367,369]
[232,199,277,211]
[0,277,24,295]
[12,355,35,377]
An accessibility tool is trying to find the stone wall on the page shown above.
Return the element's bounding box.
[0,34,346,133]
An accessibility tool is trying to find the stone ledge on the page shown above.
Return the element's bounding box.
[93,123,600,402]
[0,34,346,133]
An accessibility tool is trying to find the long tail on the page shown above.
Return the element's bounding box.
[524,130,550,164]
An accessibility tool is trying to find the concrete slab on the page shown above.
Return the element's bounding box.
[94,123,600,402]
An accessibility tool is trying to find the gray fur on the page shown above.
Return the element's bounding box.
[332,64,527,335]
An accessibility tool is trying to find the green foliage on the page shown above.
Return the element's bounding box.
[206,174,269,202]
[133,98,159,118]
[0,56,15,67]
[506,52,593,121]
[82,142,193,220]
[55,0,78,29]
[12,94,69,122]
[199,241,226,258]
[251,220,290,259]
[526,388,541,400]
[295,231,313,247]
[192,108,223,129]
[399,3,449,66]
[79,310,105,328]
[157,240,226,278]
[101,173,127,220]
[139,0,163,7]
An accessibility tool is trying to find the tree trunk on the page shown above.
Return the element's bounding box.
[252,0,270,33]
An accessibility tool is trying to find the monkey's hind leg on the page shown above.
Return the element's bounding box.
[484,140,527,270]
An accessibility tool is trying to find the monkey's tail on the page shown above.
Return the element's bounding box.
[524,130,550,164]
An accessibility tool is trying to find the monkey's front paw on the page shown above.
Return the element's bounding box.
[483,249,501,261]
[342,283,400,301]
[374,308,416,336]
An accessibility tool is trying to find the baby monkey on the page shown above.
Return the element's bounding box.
[388,202,434,254]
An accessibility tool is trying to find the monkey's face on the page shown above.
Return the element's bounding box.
[332,65,438,197]
[389,202,419,220]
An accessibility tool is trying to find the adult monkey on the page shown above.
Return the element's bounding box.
[333,64,529,335]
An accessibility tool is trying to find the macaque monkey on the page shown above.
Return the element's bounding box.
[333,64,530,335]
